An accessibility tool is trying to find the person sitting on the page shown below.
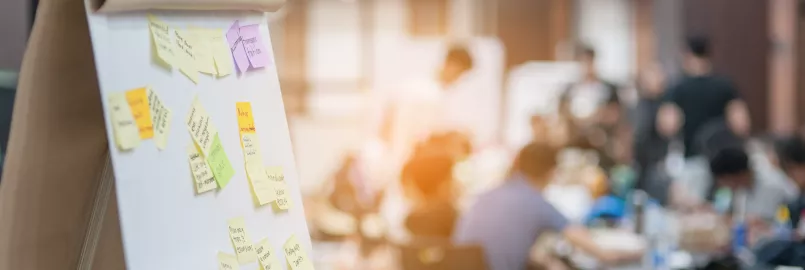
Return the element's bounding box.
[453,143,643,270]
[402,152,459,241]
[776,135,805,239]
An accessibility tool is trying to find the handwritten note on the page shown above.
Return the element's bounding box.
[228,217,257,264]
[236,102,256,134]
[238,24,270,69]
[125,88,154,139]
[217,252,241,270]
[147,88,171,150]
[108,92,140,151]
[241,133,264,163]
[188,145,216,193]
[208,135,235,188]
[147,15,174,68]
[174,29,199,83]
[283,235,314,270]
[266,167,292,210]
[226,21,250,73]
[255,238,281,270]
[189,27,217,75]
[186,97,218,155]
[246,161,276,205]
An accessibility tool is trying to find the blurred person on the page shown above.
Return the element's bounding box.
[454,143,643,270]
[402,152,459,240]
[632,63,670,190]
[657,36,751,157]
[559,45,621,130]
[776,135,805,238]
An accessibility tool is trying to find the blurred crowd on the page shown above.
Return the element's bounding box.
[307,35,805,270]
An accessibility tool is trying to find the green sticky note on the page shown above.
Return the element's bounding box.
[207,134,235,189]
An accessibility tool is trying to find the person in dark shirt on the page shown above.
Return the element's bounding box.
[776,135,805,237]
[656,36,751,157]
[633,63,669,190]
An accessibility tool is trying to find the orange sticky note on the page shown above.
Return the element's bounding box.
[236,102,256,135]
[125,87,154,139]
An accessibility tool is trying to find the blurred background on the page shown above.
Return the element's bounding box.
[3,0,805,269]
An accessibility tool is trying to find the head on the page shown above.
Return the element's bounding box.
[683,36,712,75]
[513,143,559,188]
[775,135,805,190]
[709,147,753,190]
[637,63,666,98]
[401,153,456,202]
[576,45,597,80]
[439,45,474,86]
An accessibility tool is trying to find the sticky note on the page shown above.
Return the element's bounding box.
[246,161,276,205]
[228,217,258,264]
[217,252,241,270]
[239,24,270,69]
[226,21,250,73]
[255,238,282,270]
[208,29,234,77]
[273,181,292,210]
[283,235,314,270]
[147,88,171,150]
[236,102,256,134]
[147,15,175,68]
[189,27,217,75]
[108,92,140,151]
[186,97,218,155]
[241,133,264,163]
[207,135,235,189]
[265,166,284,182]
[188,145,216,194]
[125,87,154,139]
[174,29,199,83]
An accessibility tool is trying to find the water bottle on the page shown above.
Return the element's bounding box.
[731,191,748,253]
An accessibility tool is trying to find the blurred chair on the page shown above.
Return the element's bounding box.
[398,238,488,270]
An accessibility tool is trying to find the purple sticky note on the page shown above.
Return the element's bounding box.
[225,21,250,73]
[238,24,270,69]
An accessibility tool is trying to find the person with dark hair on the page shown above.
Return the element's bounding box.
[657,36,751,158]
[401,152,459,240]
[454,143,642,270]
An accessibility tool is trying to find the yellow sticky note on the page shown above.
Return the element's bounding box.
[189,27,217,75]
[236,102,256,135]
[246,161,276,206]
[147,15,175,68]
[227,217,258,264]
[256,238,282,270]
[174,29,199,84]
[108,92,141,151]
[283,235,314,270]
[241,133,264,163]
[217,252,241,270]
[188,145,216,194]
[186,97,218,155]
[147,88,171,150]
[208,29,234,77]
[125,87,154,139]
[273,181,293,210]
[265,166,284,182]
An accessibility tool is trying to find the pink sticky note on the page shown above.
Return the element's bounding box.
[226,21,250,73]
[238,24,270,69]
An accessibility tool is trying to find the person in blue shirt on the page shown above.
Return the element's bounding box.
[453,143,642,270]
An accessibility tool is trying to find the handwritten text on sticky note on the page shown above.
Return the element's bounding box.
[147,15,175,68]
[217,252,241,270]
[284,235,314,270]
[208,135,235,189]
[125,87,154,139]
[147,88,171,150]
[241,133,263,163]
[228,217,258,264]
[236,102,256,134]
[238,24,270,69]
[174,29,199,83]
[108,92,141,151]
[188,145,216,193]
[255,238,281,270]
[186,97,218,155]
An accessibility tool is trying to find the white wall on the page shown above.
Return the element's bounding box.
[575,0,635,83]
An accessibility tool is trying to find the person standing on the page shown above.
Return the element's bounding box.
[633,63,670,191]
[656,36,751,158]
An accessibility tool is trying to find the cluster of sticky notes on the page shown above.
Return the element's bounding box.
[220,217,286,269]
[186,97,234,192]
[235,102,278,206]
[108,87,172,151]
[226,21,270,74]
[148,15,235,83]
[283,235,315,270]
